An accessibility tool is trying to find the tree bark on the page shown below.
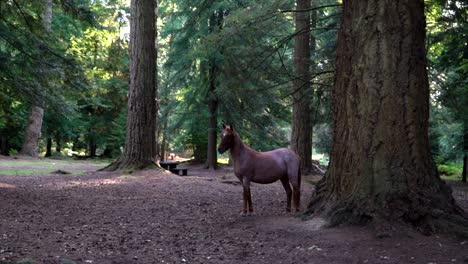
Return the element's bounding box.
[1,135,8,156]
[20,106,45,157]
[55,131,61,153]
[463,124,467,182]
[205,10,224,170]
[89,136,97,158]
[45,136,52,157]
[291,0,312,173]
[306,0,467,235]
[20,0,52,157]
[103,0,158,170]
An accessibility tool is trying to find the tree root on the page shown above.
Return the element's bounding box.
[99,158,159,172]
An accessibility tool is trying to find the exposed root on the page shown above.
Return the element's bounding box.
[99,158,159,172]
[305,180,468,238]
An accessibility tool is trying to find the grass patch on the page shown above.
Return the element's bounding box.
[0,158,107,175]
[438,163,462,181]
[0,169,87,176]
[305,179,321,185]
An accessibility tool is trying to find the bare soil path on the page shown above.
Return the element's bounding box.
[0,158,467,264]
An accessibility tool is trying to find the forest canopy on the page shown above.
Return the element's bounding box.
[0,0,466,180]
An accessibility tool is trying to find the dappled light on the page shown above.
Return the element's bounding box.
[0,182,16,188]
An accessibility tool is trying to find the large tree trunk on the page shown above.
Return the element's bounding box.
[20,106,44,156]
[306,0,467,235]
[291,0,312,173]
[103,0,158,170]
[205,11,224,170]
[20,0,52,157]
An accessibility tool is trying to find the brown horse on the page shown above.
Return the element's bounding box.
[217,124,301,215]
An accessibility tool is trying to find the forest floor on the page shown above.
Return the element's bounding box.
[0,156,467,264]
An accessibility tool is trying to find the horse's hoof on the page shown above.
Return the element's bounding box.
[286,208,291,212]
[247,211,254,216]
[240,211,247,217]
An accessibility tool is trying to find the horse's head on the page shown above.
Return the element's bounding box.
[218,124,235,154]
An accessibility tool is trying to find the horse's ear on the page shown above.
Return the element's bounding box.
[222,124,226,129]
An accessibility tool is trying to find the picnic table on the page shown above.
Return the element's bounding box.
[160,161,188,176]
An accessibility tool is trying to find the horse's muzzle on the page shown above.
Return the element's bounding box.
[217,147,226,154]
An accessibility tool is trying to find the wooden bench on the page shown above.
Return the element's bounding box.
[170,168,188,176]
[160,161,188,176]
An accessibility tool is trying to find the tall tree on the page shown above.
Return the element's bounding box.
[206,10,224,170]
[306,0,467,235]
[104,0,158,170]
[19,0,52,157]
[291,0,312,172]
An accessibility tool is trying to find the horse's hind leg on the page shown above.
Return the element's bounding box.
[280,176,292,212]
[293,187,300,212]
[289,166,301,212]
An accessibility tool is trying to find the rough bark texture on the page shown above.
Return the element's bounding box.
[45,136,52,157]
[306,0,467,235]
[20,106,44,157]
[291,0,312,173]
[20,0,52,157]
[205,11,223,170]
[55,131,61,153]
[463,125,467,182]
[206,96,218,169]
[103,0,158,171]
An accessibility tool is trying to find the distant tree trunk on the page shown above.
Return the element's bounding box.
[89,136,97,157]
[103,0,158,170]
[463,125,467,182]
[1,135,8,156]
[20,106,44,156]
[160,116,168,161]
[205,10,224,170]
[291,0,312,173]
[55,131,61,153]
[45,136,52,157]
[306,0,467,235]
[72,137,79,151]
[20,0,52,157]
[206,94,218,169]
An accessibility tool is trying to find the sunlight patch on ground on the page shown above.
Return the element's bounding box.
[69,178,123,187]
[0,182,16,188]
[303,217,328,231]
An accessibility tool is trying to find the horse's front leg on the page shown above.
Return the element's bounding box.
[242,177,253,216]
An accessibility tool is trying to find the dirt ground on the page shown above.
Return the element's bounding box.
[0,158,467,264]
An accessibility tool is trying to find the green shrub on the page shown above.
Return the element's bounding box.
[437,163,462,180]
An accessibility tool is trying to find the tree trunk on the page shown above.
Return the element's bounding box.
[89,136,97,158]
[55,131,61,153]
[20,106,44,157]
[291,0,312,173]
[160,116,168,161]
[206,96,218,169]
[103,0,158,170]
[45,136,52,157]
[205,10,224,170]
[20,0,52,157]
[463,124,467,182]
[306,0,467,236]
[1,135,8,156]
